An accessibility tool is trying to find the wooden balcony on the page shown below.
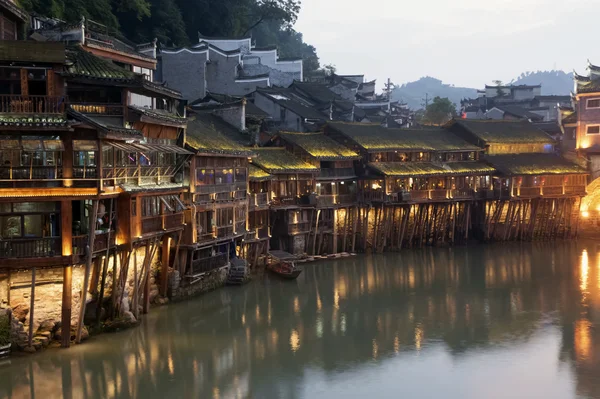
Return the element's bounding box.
[0,237,61,259]
[141,213,184,235]
[0,166,62,180]
[0,95,66,114]
[187,253,228,277]
[247,226,269,240]
[288,221,311,235]
[564,185,587,196]
[72,231,116,255]
[250,192,270,207]
[235,221,246,234]
[216,225,234,238]
[70,103,123,116]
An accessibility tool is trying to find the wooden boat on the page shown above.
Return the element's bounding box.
[267,250,302,280]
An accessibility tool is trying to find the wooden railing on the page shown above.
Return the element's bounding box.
[450,189,474,200]
[337,194,357,205]
[250,192,269,207]
[541,186,563,196]
[72,231,116,255]
[165,213,184,230]
[429,189,449,200]
[516,187,542,198]
[0,95,65,114]
[70,103,123,116]
[360,191,388,203]
[249,226,269,240]
[234,190,247,200]
[565,185,587,195]
[216,225,234,238]
[73,167,98,179]
[319,168,355,178]
[0,237,61,259]
[141,215,163,235]
[272,196,299,206]
[316,195,336,207]
[288,222,311,235]
[215,192,232,201]
[0,166,62,180]
[189,253,228,276]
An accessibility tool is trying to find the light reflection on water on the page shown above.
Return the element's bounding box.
[1,241,600,398]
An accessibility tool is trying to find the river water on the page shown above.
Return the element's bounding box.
[1,241,600,399]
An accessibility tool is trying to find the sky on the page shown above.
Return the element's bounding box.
[295,0,600,90]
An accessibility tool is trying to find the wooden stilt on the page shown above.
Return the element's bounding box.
[97,198,115,324]
[351,207,358,253]
[160,237,170,297]
[312,209,321,255]
[28,267,36,347]
[133,245,140,320]
[342,207,349,253]
[76,199,99,344]
[61,266,72,348]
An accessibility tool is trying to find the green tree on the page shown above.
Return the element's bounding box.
[422,96,457,125]
[493,80,505,97]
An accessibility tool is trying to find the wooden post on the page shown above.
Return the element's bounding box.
[312,209,321,256]
[133,246,140,320]
[61,266,72,348]
[28,267,36,347]
[351,207,358,253]
[160,236,170,297]
[143,239,158,314]
[97,198,115,324]
[76,200,99,344]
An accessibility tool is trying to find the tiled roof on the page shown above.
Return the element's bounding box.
[251,148,318,174]
[278,131,359,160]
[484,154,587,175]
[368,161,495,177]
[449,119,555,145]
[249,164,273,181]
[0,0,28,22]
[256,88,326,120]
[291,81,338,105]
[245,101,270,118]
[327,122,480,152]
[186,113,253,156]
[85,30,155,61]
[534,95,571,102]
[67,108,143,140]
[128,106,187,126]
[64,45,135,82]
[577,80,600,94]
[562,111,577,125]
[494,106,544,121]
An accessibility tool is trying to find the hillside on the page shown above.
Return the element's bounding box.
[510,70,574,95]
[393,71,574,110]
[391,77,477,110]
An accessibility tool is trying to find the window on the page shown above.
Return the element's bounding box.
[196,168,214,185]
[0,202,59,239]
[587,125,600,135]
[587,99,600,109]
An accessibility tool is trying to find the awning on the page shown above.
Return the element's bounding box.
[73,140,99,151]
[0,139,64,151]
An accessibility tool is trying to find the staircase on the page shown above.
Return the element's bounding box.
[226,258,248,285]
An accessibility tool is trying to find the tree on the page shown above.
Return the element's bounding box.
[493,80,505,97]
[422,97,457,125]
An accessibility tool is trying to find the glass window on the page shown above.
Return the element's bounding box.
[196,168,214,185]
[587,125,600,135]
[23,215,42,237]
[13,202,56,213]
[0,215,21,238]
[235,168,247,182]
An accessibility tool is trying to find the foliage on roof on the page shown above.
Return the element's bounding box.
[450,119,555,144]
[249,164,273,181]
[368,161,495,177]
[327,122,480,152]
[0,115,69,128]
[484,154,587,175]
[186,114,253,156]
[278,131,359,160]
[65,45,135,81]
[251,148,318,174]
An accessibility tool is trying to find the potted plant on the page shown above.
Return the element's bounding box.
[0,313,11,357]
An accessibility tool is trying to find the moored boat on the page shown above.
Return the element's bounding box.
[267,250,302,280]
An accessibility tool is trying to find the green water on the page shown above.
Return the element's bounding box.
[1,241,600,399]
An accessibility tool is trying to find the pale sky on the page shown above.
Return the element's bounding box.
[295,0,598,90]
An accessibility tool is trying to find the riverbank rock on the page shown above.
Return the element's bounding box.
[54,325,89,342]
[12,304,28,323]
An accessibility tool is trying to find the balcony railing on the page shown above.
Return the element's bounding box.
[250,192,269,207]
[216,225,234,238]
[141,213,184,235]
[316,195,336,207]
[0,166,62,180]
[73,167,98,179]
[337,194,357,205]
[235,221,246,233]
[565,185,587,195]
[0,95,65,114]
[70,103,123,116]
[248,225,269,240]
[515,187,542,198]
[0,237,61,259]
[450,189,475,200]
[288,221,311,235]
[318,168,355,179]
[234,190,247,200]
[72,231,116,255]
[188,253,228,276]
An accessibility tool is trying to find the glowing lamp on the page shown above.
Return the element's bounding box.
[582,211,590,218]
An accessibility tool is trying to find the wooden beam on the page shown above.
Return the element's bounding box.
[76,200,99,344]
[61,266,72,348]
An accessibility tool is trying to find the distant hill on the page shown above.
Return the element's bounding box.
[392,71,574,110]
[510,70,574,95]
[391,77,477,110]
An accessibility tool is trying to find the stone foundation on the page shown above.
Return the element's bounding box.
[169,266,229,300]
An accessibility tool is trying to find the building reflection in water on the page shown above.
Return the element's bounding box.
[0,241,600,398]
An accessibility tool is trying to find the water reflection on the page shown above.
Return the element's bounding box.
[1,241,600,398]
